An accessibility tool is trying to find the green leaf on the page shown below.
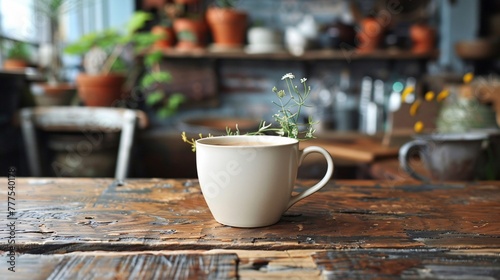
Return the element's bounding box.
[144,51,163,67]
[167,93,186,109]
[64,32,99,55]
[153,72,173,83]
[5,41,31,60]
[154,93,186,118]
[126,11,153,34]
[141,71,172,88]
[133,32,159,49]
[110,58,127,73]
[146,91,164,105]
[141,74,155,88]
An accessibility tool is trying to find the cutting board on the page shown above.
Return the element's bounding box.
[300,135,400,163]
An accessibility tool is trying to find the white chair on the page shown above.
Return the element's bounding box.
[20,107,148,185]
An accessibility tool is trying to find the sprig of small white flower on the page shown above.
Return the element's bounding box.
[182,73,316,150]
[250,73,316,140]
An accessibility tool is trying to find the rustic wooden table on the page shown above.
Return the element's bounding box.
[1,178,499,279]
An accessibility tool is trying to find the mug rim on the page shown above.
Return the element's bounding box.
[196,135,299,148]
[412,132,489,141]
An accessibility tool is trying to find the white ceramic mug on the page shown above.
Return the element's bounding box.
[196,135,334,228]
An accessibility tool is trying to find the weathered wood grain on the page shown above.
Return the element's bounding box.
[313,249,500,279]
[1,249,498,279]
[1,178,500,279]
[1,178,499,254]
[0,251,238,280]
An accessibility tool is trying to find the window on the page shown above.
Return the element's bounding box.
[0,0,134,71]
[0,0,37,42]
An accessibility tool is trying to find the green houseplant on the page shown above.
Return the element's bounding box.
[30,0,83,106]
[167,0,208,50]
[2,41,31,70]
[65,11,184,115]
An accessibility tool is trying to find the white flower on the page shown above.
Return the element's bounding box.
[300,78,307,83]
[281,73,295,80]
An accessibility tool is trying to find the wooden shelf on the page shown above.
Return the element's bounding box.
[156,48,439,61]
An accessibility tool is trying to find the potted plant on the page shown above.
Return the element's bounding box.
[30,0,84,106]
[2,41,32,70]
[65,11,185,115]
[167,1,208,50]
[150,4,176,49]
[206,0,248,49]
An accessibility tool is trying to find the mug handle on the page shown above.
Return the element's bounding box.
[398,140,430,182]
[287,146,334,209]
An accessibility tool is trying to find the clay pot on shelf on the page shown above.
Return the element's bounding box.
[31,83,76,106]
[3,59,29,71]
[151,25,176,49]
[173,18,208,50]
[356,17,384,52]
[206,7,248,49]
[455,39,496,60]
[75,74,126,107]
[410,23,435,53]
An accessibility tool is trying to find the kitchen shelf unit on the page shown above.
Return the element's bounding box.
[156,48,439,61]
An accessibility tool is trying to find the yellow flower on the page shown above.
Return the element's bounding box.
[414,121,424,133]
[424,91,435,101]
[436,89,449,102]
[401,86,414,103]
[409,99,421,116]
[463,72,474,84]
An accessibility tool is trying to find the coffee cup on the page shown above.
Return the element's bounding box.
[196,135,334,228]
[399,132,488,181]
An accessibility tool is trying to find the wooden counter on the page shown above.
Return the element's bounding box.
[1,178,499,279]
[302,132,400,164]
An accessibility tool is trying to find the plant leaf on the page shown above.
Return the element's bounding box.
[141,72,172,88]
[144,51,163,67]
[146,91,164,105]
[167,93,186,109]
[126,11,153,34]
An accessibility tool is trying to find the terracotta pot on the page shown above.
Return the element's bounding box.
[31,83,76,106]
[173,18,208,50]
[206,7,247,48]
[410,23,435,53]
[151,25,176,49]
[455,39,496,60]
[76,74,126,107]
[356,17,384,52]
[3,59,28,70]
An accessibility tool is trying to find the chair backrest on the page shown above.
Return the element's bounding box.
[20,107,148,184]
